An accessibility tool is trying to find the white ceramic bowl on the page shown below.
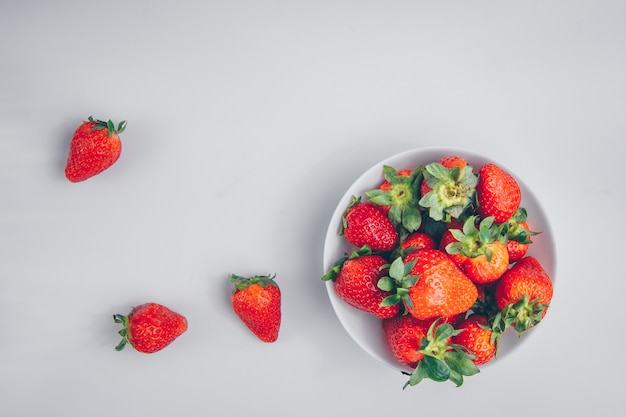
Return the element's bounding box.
[322,146,557,373]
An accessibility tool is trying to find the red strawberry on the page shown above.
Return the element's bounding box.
[388,318,480,388]
[418,158,478,223]
[230,274,282,343]
[476,163,521,223]
[493,256,553,335]
[383,314,432,368]
[65,116,126,182]
[442,216,510,284]
[452,314,497,365]
[114,303,187,353]
[340,196,399,252]
[401,232,436,252]
[385,249,478,321]
[322,247,399,319]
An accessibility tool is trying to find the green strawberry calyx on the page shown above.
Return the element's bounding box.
[502,207,541,245]
[490,295,549,338]
[321,245,372,282]
[418,162,478,222]
[113,310,132,352]
[365,165,423,233]
[230,273,278,291]
[445,216,503,261]
[88,116,127,136]
[378,256,418,310]
[403,319,480,388]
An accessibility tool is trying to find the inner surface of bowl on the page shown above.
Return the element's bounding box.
[322,146,557,373]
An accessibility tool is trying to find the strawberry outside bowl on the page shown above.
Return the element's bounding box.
[322,146,557,374]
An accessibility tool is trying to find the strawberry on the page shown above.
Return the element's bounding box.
[476,163,521,223]
[396,319,479,388]
[452,314,497,365]
[230,274,281,343]
[65,116,126,182]
[401,232,436,253]
[418,159,478,223]
[443,216,510,284]
[504,208,540,262]
[340,196,399,252]
[365,166,423,233]
[322,246,400,319]
[381,249,478,321]
[113,303,187,353]
[383,314,433,368]
[492,256,553,336]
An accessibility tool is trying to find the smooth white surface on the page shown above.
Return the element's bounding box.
[323,146,557,373]
[1,1,624,416]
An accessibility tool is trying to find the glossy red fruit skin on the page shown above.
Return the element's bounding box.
[231,281,281,343]
[452,314,496,365]
[65,121,122,182]
[401,232,436,252]
[494,256,553,313]
[343,202,399,252]
[126,303,188,354]
[335,255,400,319]
[382,314,431,368]
[476,163,521,223]
[404,249,478,321]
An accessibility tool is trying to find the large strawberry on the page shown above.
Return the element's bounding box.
[492,256,553,336]
[365,166,423,234]
[230,274,281,343]
[114,303,187,353]
[381,249,478,321]
[322,246,399,319]
[340,196,399,252]
[452,314,497,365]
[65,116,126,182]
[442,216,510,284]
[476,163,521,223]
[418,159,478,223]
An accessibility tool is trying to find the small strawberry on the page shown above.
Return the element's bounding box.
[401,232,436,253]
[113,303,187,354]
[418,159,478,223]
[365,166,423,233]
[503,208,540,262]
[380,249,478,321]
[492,256,553,336]
[230,274,281,343]
[65,116,126,182]
[443,216,510,284]
[476,163,521,223]
[452,314,497,365]
[322,246,400,319]
[340,196,399,252]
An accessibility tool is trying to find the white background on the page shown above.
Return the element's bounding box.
[1,1,624,416]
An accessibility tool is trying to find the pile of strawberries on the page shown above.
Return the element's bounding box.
[322,155,554,388]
